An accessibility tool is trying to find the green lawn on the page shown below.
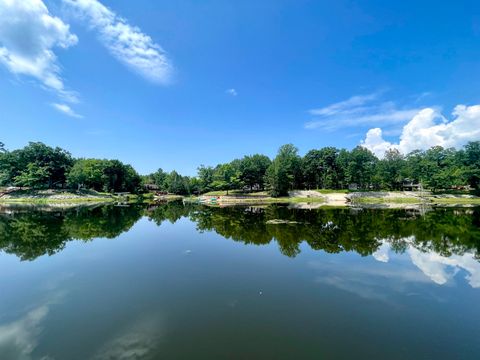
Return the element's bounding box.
[432,197,480,204]
[202,190,269,197]
[351,197,424,204]
[314,189,350,194]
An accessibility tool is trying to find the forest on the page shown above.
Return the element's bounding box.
[1,140,479,196]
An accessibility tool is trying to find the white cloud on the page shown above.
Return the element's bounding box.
[361,128,395,157]
[51,102,83,118]
[91,314,164,360]
[64,0,172,84]
[306,92,421,131]
[408,247,480,288]
[372,241,390,263]
[0,0,78,101]
[308,258,430,302]
[226,88,237,96]
[369,236,480,288]
[0,305,49,360]
[0,287,65,360]
[361,105,480,157]
[309,93,379,117]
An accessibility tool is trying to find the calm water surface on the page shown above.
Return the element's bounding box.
[0,202,479,359]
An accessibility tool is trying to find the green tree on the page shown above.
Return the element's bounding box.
[68,159,105,190]
[13,163,50,188]
[303,147,340,189]
[67,159,141,193]
[337,146,377,189]
[463,141,480,191]
[239,154,271,191]
[211,163,243,194]
[265,144,302,196]
[164,170,187,194]
[152,168,167,189]
[376,149,406,190]
[197,165,215,193]
[423,147,464,191]
[3,142,74,188]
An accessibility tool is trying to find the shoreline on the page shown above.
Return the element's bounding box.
[1,189,480,209]
[187,190,480,208]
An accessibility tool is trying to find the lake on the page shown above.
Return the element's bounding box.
[0,202,479,359]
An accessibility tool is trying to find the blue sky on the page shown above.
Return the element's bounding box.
[1,0,480,175]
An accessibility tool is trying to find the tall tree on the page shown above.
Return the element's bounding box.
[463,141,480,191]
[164,170,186,194]
[376,149,406,190]
[303,147,340,189]
[265,144,302,196]
[239,154,271,190]
[211,163,243,194]
[337,146,377,189]
[197,165,215,193]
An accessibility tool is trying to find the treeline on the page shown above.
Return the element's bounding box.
[1,141,480,195]
[0,142,142,192]
[145,142,480,195]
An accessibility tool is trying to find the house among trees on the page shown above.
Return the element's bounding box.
[348,183,358,191]
[402,179,423,191]
[144,183,160,191]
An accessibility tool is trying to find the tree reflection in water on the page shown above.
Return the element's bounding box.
[1,202,479,264]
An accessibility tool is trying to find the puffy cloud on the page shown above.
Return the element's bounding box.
[361,128,394,158]
[64,0,172,84]
[51,103,83,118]
[305,92,421,131]
[361,105,480,157]
[408,247,480,288]
[372,241,390,263]
[369,236,480,288]
[0,0,78,101]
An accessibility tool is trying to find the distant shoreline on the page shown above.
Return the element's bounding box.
[2,189,480,208]
[186,190,480,208]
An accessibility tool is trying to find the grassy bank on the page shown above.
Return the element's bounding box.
[0,189,156,205]
[351,197,424,204]
[3,189,480,207]
[193,189,480,207]
[432,197,480,204]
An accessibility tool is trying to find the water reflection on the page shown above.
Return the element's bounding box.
[0,305,49,360]
[1,203,480,288]
[0,205,144,260]
[0,285,66,360]
[91,314,164,360]
[0,203,479,359]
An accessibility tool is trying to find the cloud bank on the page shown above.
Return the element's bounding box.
[0,0,78,101]
[64,0,172,84]
[362,105,480,157]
